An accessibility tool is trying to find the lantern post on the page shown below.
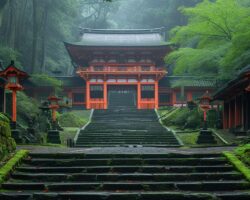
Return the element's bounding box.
[47,95,61,144]
[0,61,28,143]
[197,91,216,144]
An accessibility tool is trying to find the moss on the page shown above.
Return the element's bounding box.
[223,151,250,182]
[0,113,16,159]
[30,74,62,93]
[234,144,250,166]
[177,131,199,145]
[0,150,28,183]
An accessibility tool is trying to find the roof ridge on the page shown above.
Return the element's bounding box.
[80,27,166,34]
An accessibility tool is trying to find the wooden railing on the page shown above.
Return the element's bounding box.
[78,66,165,73]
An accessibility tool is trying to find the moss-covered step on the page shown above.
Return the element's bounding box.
[21,157,228,167]
[15,165,234,173]
[76,107,180,147]
[0,152,250,199]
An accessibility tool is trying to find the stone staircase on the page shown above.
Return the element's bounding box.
[75,107,180,147]
[1,153,250,199]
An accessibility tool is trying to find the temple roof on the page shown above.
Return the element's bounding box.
[67,28,170,47]
[214,66,250,100]
[159,76,217,88]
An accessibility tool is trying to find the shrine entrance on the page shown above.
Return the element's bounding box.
[108,85,136,108]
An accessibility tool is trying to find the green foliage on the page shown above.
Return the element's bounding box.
[109,0,200,29]
[0,46,22,69]
[177,132,199,145]
[223,151,250,182]
[16,92,40,126]
[30,74,62,93]
[234,144,250,167]
[167,0,250,79]
[163,107,202,129]
[58,111,90,128]
[0,150,28,183]
[0,113,16,160]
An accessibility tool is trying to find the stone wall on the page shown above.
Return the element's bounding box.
[0,113,16,160]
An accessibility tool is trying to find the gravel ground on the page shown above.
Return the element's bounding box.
[17,145,236,154]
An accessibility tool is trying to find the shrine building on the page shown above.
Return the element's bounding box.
[18,28,216,110]
[64,28,170,109]
[214,66,250,132]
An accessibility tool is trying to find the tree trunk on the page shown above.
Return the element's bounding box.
[31,0,39,73]
[40,1,50,73]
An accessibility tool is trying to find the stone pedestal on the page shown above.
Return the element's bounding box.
[10,122,22,144]
[197,129,217,144]
[47,130,61,144]
[11,129,22,144]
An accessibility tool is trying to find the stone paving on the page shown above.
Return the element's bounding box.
[18,145,236,154]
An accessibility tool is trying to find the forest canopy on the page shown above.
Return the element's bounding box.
[0,0,249,81]
[166,0,250,80]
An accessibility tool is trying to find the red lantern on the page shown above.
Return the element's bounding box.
[0,61,28,123]
[199,91,212,128]
[48,95,61,122]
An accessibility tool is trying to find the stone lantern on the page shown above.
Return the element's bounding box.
[197,91,216,144]
[47,95,61,144]
[0,61,28,143]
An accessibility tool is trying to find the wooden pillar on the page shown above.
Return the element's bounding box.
[223,103,226,129]
[235,97,238,126]
[52,109,56,122]
[187,91,192,102]
[3,89,6,113]
[12,90,17,122]
[155,81,159,109]
[172,91,176,106]
[104,81,107,109]
[241,94,245,129]
[137,82,141,109]
[86,81,90,109]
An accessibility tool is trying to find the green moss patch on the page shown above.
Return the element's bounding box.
[223,151,250,182]
[177,132,199,145]
[0,150,28,184]
[0,113,16,160]
[59,110,90,128]
[234,144,250,167]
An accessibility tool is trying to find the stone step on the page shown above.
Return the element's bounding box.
[16,165,234,173]
[27,153,223,159]
[23,158,228,166]
[76,138,178,141]
[0,191,235,200]
[1,152,250,200]
[75,142,180,146]
[74,144,181,147]
[10,172,243,182]
[2,181,250,192]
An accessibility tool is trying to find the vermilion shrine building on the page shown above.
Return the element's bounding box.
[64,28,171,109]
[214,66,250,132]
[60,28,215,110]
[2,28,215,111]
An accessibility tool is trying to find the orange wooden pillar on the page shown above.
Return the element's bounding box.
[187,91,192,102]
[12,90,17,122]
[52,108,56,122]
[172,91,176,105]
[155,81,159,109]
[104,81,108,109]
[86,80,90,109]
[137,82,141,109]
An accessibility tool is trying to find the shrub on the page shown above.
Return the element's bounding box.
[59,112,87,128]
[16,92,40,126]
[0,46,22,69]
[30,74,62,93]
[0,113,16,160]
[185,109,202,129]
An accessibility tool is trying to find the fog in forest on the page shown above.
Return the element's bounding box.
[0,0,250,79]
